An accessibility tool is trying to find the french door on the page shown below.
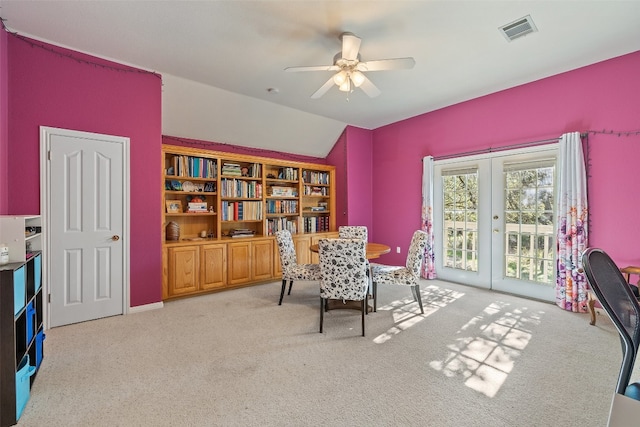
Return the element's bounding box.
[433,145,558,302]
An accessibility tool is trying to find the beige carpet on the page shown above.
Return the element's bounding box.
[19,279,627,426]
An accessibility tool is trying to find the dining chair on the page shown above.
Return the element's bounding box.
[582,248,640,404]
[371,230,428,314]
[275,230,321,305]
[318,238,370,336]
[338,225,368,242]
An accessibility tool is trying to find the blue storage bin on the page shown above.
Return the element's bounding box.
[26,301,36,345]
[14,265,26,316]
[35,331,45,369]
[34,254,41,292]
[16,355,36,420]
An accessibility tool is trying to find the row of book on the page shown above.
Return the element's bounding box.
[267,218,298,235]
[168,155,217,179]
[303,185,328,196]
[221,179,263,198]
[302,170,330,185]
[221,201,263,221]
[303,216,330,233]
[277,167,298,181]
[266,200,298,214]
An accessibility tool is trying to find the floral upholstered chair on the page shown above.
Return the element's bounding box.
[318,238,370,336]
[371,230,428,314]
[275,230,321,305]
[338,226,368,242]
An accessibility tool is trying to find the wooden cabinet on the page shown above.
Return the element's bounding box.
[166,246,199,297]
[200,244,227,290]
[162,145,336,300]
[228,241,251,285]
[252,239,273,281]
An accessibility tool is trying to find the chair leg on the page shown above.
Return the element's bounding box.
[319,298,324,333]
[278,279,287,305]
[361,299,366,337]
[287,280,294,295]
[373,282,377,312]
[414,284,424,314]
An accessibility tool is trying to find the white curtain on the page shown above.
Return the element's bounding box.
[555,132,589,312]
[421,156,436,279]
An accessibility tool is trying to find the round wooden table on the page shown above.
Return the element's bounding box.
[309,242,390,259]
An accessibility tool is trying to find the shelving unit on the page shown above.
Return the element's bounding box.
[162,145,336,300]
[0,216,44,427]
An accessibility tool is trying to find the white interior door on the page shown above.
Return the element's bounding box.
[433,145,557,301]
[41,127,129,327]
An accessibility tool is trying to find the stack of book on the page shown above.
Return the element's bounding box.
[222,163,242,176]
[229,228,256,238]
[187,202,208,213]
[269,186,297,197]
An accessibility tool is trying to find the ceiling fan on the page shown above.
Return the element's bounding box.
[285,32,415,99]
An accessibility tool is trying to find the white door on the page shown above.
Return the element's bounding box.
[41,127,129,327]
[433,145,557,301]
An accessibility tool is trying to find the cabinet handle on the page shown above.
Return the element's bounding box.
[111,235,120,241]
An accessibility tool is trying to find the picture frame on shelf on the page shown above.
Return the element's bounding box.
[166,200,183,213]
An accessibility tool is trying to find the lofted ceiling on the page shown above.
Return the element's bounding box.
[1,1,640,157]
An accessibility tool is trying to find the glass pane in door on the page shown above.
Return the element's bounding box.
[442,170,478,272]
[502,163,555,285]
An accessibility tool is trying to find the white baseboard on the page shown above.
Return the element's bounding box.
[128,301,163,314]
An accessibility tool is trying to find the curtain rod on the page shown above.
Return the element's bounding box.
[430,133,588,162]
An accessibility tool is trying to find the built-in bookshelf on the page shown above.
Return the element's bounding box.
[162,145,336,300]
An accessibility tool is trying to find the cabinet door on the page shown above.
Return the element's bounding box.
[252,240,274,281]
[228,242,252,285]
[273,239,282,277]
[162,247,169,299]
[201,244,227,290]
[167,246,199,296]
[293,235,312,264]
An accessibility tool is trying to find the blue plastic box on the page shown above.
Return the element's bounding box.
[35,331,45,369]
[14,265,26,316]
[34,254,42,292]
[16,355,35,420]
[26,301,36,345]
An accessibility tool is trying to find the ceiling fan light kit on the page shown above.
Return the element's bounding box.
[285,32,415,99]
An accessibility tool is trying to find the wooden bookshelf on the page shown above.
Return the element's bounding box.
[162,145,336,299]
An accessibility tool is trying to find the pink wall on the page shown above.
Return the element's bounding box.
[7,35,162,306]
[0,27,8,214]
[344,126,373,236]
[372,50,640,267]
[326,130,348,227]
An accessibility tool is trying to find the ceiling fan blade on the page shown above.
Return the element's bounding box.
[311,76,336,99]
[357,57,416,72]
[358,75,381,98]
[285,65,340,72]
[341,32,361,61]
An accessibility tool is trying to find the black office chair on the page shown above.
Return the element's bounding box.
[582,248,640,401]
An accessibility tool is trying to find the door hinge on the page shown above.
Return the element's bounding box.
[48,294,51,303]
[48,151,51,161]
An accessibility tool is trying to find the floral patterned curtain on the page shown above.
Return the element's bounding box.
[556,132,589,312]
[421,156,436,279]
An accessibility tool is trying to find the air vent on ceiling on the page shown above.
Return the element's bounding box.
[499,15,538,42]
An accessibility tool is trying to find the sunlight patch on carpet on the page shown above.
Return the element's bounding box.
[373,285,464,344]
[429,301,544,397]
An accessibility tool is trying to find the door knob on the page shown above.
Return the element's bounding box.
[493,215,499,220]
[493,229,500,233]
[111,235,120,241]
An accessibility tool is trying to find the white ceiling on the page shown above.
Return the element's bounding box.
[2,1,640,157]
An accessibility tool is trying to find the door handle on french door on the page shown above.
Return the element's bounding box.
[111,235,120,241]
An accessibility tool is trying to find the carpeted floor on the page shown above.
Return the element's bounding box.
[19,279,628,426]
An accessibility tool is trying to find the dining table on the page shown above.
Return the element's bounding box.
[310,241,390,313]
